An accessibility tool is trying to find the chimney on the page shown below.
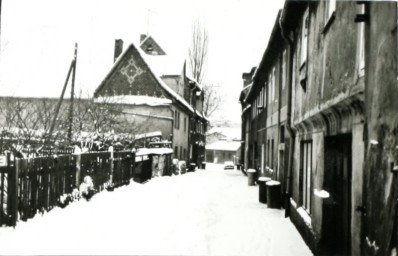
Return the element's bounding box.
[114,39,123,62]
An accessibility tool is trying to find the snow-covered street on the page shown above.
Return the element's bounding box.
[0,163,312,255]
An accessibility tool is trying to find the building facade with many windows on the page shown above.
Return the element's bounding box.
[239,1,398,255]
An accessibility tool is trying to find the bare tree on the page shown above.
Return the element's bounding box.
[202,83,221,119]
[0,97,70,154]
[188,18,208,84]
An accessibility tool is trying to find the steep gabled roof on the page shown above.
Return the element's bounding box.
[245,10,284,103]
[94,43,194,113]
[140,35,167,55]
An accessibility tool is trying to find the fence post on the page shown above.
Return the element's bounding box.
[75,153,81,188]
[109,147,114,185]
[8,153,18,227]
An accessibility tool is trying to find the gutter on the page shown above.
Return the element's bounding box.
[279,10,296,218]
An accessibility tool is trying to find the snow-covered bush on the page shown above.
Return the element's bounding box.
[104,180,115,191]
[79,176,95,201]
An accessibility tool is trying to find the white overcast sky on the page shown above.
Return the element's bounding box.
[0,0,284,124]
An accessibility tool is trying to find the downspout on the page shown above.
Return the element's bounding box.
[279,11,296,218]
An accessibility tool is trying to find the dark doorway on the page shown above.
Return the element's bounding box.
[323,133,352,255]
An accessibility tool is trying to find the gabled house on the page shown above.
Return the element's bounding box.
[93,36,208,165]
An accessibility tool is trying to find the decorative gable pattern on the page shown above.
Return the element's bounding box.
[95,45,167,99]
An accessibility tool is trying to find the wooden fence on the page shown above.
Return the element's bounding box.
[0,150,160,227]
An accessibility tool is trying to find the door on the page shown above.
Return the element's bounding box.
[324,134,352,255]
[261,144,264,174]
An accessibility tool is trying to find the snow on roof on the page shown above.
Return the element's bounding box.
[95,95,172,107]
[242,104,251,115]
[140,35,150,46]
[135,45,195,113]
[205,140,241,151]
[186,75,203,91]
[195,110,210,123]
[144,54,184,77]
[134,131,162,140]
[136,147,173,156]
[95,43,195,114]
[207,127,241,140]
[242,83,252,92]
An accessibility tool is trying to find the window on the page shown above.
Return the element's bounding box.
[266,140,270,166]
[180,146,182,159]
[174,110,177,129]
[281,50,286,90]
[174,146,178,158]
[183,148,186,160]
[184,117,187,132]
[301,11,309,66]
[280,125,285,143]
[272,68,276,100]
[268,74,272,103]
[261,144,265,173]
[358,4,365,77]
[300,141,312,213]
[263,82,267,106]
[174,111,180,129]
[271,139,274,169]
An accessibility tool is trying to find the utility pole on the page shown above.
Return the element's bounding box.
[46,44,78,145]
[68,43,78,143]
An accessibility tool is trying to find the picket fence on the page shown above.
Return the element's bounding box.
[0,150,161,227]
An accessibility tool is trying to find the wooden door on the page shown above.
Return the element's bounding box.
[324,134,352,255]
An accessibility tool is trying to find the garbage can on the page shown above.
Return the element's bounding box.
[258,177,271,203]
[189,163,196,172]
[237,164,241,170]
[266,180,281,208]
[202,162,206,170]
[179,161,186,174]
[172,158,179,175]
[247,169,257,186]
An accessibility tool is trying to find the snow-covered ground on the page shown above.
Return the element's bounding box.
[0,163,312,256]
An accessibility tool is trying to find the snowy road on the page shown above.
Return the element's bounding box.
[0,163,312,255]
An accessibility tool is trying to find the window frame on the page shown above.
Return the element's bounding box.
[281,50,287,90]
[358,4,365,77]
[300,140,313,214]
[301,11,309,67]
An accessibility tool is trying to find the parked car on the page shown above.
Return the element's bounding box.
[224,161,235,170]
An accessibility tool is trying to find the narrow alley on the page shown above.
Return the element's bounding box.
[0,164,312,255]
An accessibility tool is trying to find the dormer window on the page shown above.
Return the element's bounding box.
[147,44,153,53]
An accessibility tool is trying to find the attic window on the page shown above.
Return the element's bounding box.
[147,44,153,53]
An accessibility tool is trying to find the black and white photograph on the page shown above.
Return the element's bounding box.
[0,0,397,255]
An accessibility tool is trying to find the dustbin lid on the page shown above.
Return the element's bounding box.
[258,177,271,182]
[266,180,280,186]
[247,169,257,173]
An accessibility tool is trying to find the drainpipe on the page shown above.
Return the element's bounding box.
[279,12,296,218]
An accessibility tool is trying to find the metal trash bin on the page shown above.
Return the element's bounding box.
[258,177,271,203]
[202,162,206,170]
[189,163,196,172]
[179,161,186,174]
[266,180,281,208]
[172,158,179,175]
[247,169,257,186]
[237,164,241,170]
